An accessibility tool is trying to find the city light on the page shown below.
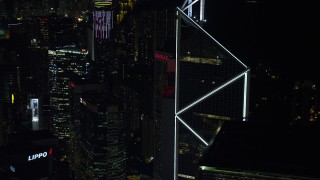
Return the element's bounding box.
[11,93,14,104]
[1,0,318,179]
[31,99,39,122]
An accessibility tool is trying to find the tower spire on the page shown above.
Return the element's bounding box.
[181,0,206,24]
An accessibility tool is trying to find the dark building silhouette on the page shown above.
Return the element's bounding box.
[0,66,17,124]
[79,93,126,179]
[291,81,320,125]
[68,80,106,178]
[153,49,175,179]
[199,121,320,180]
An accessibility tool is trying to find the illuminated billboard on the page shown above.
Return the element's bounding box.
[93,10,113,39]
[28,148,53,161]
[31,99,39,122]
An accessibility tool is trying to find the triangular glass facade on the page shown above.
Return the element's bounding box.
[175,7,250,179]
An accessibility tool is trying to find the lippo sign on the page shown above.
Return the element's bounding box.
[27,148,52,161]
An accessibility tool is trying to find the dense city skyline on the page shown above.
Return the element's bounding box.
[0,0,319,179]
[1,0,318,77]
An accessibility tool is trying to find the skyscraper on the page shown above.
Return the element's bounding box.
[92,0,116,82]
[132,3,177,178]
[153,50,175,179]
[0,42,20,126]
[79,93,126,179]
[291,81,320,124]
[68,80,107,178]
[48,46,92,179]
[48,47,91,139]
[174,5,250,179]
[48,15,76,48]
[31,16,49,48]
[0,65,17,125]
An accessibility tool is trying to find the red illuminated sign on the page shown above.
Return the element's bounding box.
[154,53,170,61]
[154,52,176,72]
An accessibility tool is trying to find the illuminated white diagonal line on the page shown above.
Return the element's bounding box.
[176,115,208,146]
[181,0,189,9]
[176,69,250,116]
[176,8,248,68]
[182,0,199,12]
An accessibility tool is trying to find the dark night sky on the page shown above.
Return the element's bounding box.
[202,0,320,80]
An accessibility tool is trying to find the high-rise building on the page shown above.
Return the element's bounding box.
[48,15,76,48]
[48,46,91,139]
[153,50,175,179]
[20,47,49,96]
[56,0,85,18]
[174,6,250,179]
[79,93,126,179]
[48,46,92,179]
[14,0,55,18]
[291,81,320,124]
[92,0,116,82]
[130,3,177,178]
[68,80,107,178]
[41,0,57,15]
[19,47,50,128]
[0,65,17,125]
[31,17,49,48]
[117,0,136,23]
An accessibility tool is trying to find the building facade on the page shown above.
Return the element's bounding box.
[48,47,91,139]
[174,7,250,179]
[79,93,126,179]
